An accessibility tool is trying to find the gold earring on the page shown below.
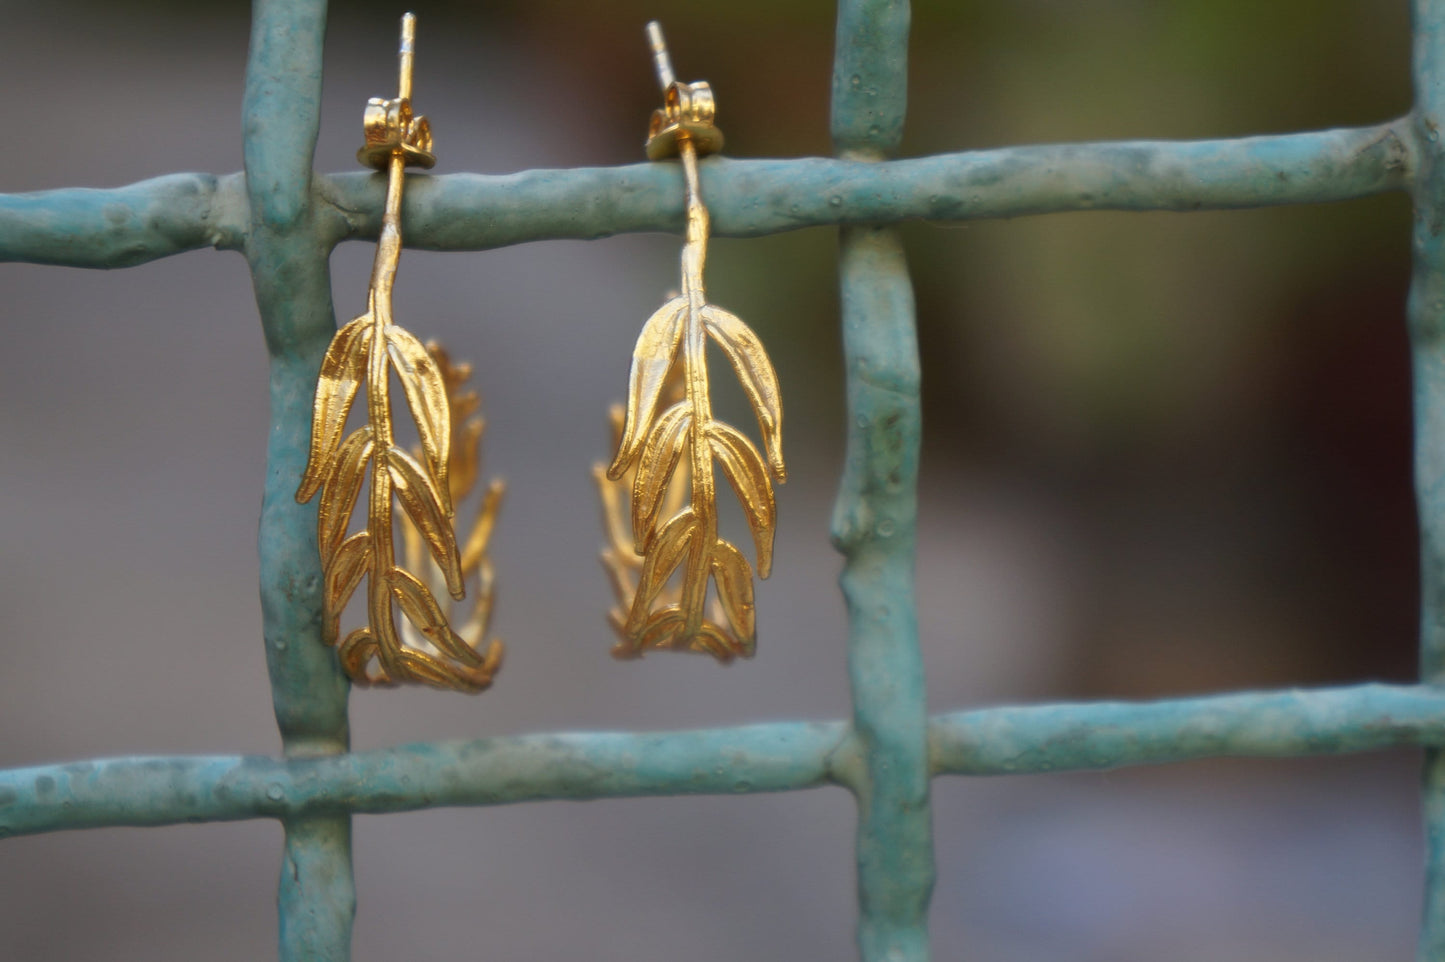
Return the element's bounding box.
[296,13,503,693]
[597,23,786,664]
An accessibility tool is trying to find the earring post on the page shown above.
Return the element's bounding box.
[398,12,416,102]
[645,21,675,90]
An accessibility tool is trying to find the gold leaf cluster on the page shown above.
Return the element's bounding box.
[296,310,503,693]
[603,292,786,663]
[595,376,726,656]
[602,24,784,662]
[399,344,505,674]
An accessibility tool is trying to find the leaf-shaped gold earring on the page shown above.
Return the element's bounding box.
[597,24,786,663]
[296,13,504,693]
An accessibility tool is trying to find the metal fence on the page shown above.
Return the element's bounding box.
[1,0,1443,959]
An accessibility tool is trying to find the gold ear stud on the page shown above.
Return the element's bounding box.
[598,23,786,664]
[296,13,504,693]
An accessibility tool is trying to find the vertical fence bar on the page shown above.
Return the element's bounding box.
[830,2,934,960]
[242,1,355,959]
[1414,3,1445,958]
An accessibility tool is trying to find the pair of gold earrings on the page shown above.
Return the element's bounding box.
[297,15,784,694]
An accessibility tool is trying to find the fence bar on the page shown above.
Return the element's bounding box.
[1413,2,1445,958]
[834,226,933,962]
[241,1,354,960]
[0,172,245,267]
[330,122,1411,247]
[0,721,847,837]
[3,683,1444,839]
[0,121,1411,269]
[830,2,934,960]
[931,683,1445,775]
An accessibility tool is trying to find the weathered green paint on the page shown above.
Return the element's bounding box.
[7,684,1443,839]
[245,0,352,752]
[0,120,1411,267]
[831,0,909,158]
[242,1,353,959]
[0,721,849,836]
[833,227,933,962]
[831,2,933,960]
[931,683,1445,775]
[329,123,1412,246]
[0,172,245,267]
[1413,3,1445,959]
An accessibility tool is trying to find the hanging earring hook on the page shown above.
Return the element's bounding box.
[597,21,785,663]
[297,13,504,693]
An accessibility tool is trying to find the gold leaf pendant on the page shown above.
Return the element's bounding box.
[296,14,503,693]
[599,24,786,663]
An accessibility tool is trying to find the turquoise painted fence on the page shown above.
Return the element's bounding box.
[0,1,1442,959]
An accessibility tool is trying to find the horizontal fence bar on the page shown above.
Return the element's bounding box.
[2,683,1442,839]
[0,722,848,839]
[0,121,1410,269]
[931,682,1445,775]
[0,172,246,268]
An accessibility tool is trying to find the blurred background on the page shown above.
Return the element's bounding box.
[0,0,1426,959]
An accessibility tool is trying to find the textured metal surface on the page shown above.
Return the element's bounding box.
[830,3,933,959]
[6,683,1444,840]
[2,0,1444,958]
[242,0,354,958]
[833,223,932,962]
[1413,2,1445,958]
[931,683,1445,775]
[0,121,1411,268]
[0,721,848,836]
